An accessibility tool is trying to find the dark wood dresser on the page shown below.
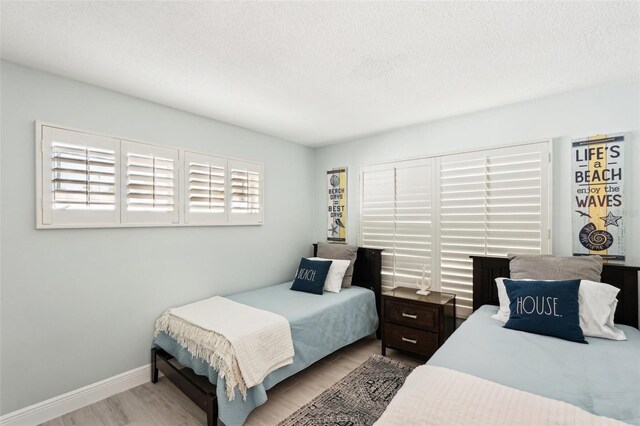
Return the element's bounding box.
[381,287,456,359]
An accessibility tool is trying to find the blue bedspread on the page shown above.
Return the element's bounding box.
[153,282,378,426]
[428,305,640,425]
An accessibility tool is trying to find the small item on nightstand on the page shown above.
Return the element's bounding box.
[416,264,431,296]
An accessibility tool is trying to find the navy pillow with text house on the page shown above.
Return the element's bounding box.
[504,279,586,344]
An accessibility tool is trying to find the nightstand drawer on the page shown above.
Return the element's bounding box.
[385,299,438,332]
[384,323,438,357]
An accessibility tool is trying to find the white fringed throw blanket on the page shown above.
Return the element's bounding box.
[154,296,294,401]
[375,365,626,426]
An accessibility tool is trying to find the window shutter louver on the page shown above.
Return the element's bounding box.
[438,155,488,317]
[184,151,227,224]
[121,141,179,224]
[485,151,544,255]
[51,144,116,210]
[360,160,433,290]
[41,126,120,225]
[393,163,433,287]
[438,143,550,318]
[230,169,260,213]
[361,167,396,288]
[228,160,263,224]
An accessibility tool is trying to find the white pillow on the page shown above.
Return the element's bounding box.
[307,257,350,293]
[492,277,511,323]
[578,280,626,341]
[492,278,626,340]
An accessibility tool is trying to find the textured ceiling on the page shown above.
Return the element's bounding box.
[1,1,639,146]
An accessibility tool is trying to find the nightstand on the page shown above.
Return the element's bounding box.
[381,288,456,359]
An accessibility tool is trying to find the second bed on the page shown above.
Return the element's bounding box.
[376,256,640,425]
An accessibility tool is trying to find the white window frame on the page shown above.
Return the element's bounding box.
[36,121,264,229]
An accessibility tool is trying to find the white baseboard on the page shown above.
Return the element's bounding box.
[0,363,152,426]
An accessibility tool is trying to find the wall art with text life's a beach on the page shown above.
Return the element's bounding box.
[572,134,625,261]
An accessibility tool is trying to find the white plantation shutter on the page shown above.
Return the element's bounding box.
[361,166,395,288]
[360,142,550,318]
[41,126,120,225]
[486,148,547,255]
[51,145,116,210]
[37,123,265,228]
[360,159,433,289]
[438,143,550,318]
[394,162,433,287]
[228,160,263,224]
[438,155,487,316]
[121,141,179,224]
[184,151,226,224]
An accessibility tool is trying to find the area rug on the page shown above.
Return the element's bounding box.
[278,354,414,426]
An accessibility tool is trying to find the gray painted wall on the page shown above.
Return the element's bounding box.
[0,61,315,414]
[314,82,640,269]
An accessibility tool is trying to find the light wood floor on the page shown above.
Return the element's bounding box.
[41,336,421,426]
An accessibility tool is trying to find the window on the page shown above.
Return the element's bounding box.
[360,141,551,318]
[184,151,226,225]
[36,122,263,228]
[228,160,263,225]
[438,143,550,317]
[121,141,179,225]
[39,126,120,226]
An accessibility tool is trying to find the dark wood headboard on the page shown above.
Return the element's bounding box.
[313,244,383,337]
[471,256,640,328]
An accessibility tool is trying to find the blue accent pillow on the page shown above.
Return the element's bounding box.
[290,258,333,295]
[504,279,587,344]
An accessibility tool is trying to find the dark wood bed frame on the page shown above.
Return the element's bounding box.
[151,245,383,426]
[471,256,640,328]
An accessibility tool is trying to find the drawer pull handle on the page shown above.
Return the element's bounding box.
[402,337,417,344]
[402,313,418,319]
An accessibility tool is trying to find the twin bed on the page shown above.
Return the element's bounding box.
[152,246,383,426]
[152,250,640,426]
[377,256,640,425]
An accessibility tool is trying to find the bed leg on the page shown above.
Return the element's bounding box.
[151,347,159,384]
[205,393,217,426]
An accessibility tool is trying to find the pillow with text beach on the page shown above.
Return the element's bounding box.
[291,258,332,295]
